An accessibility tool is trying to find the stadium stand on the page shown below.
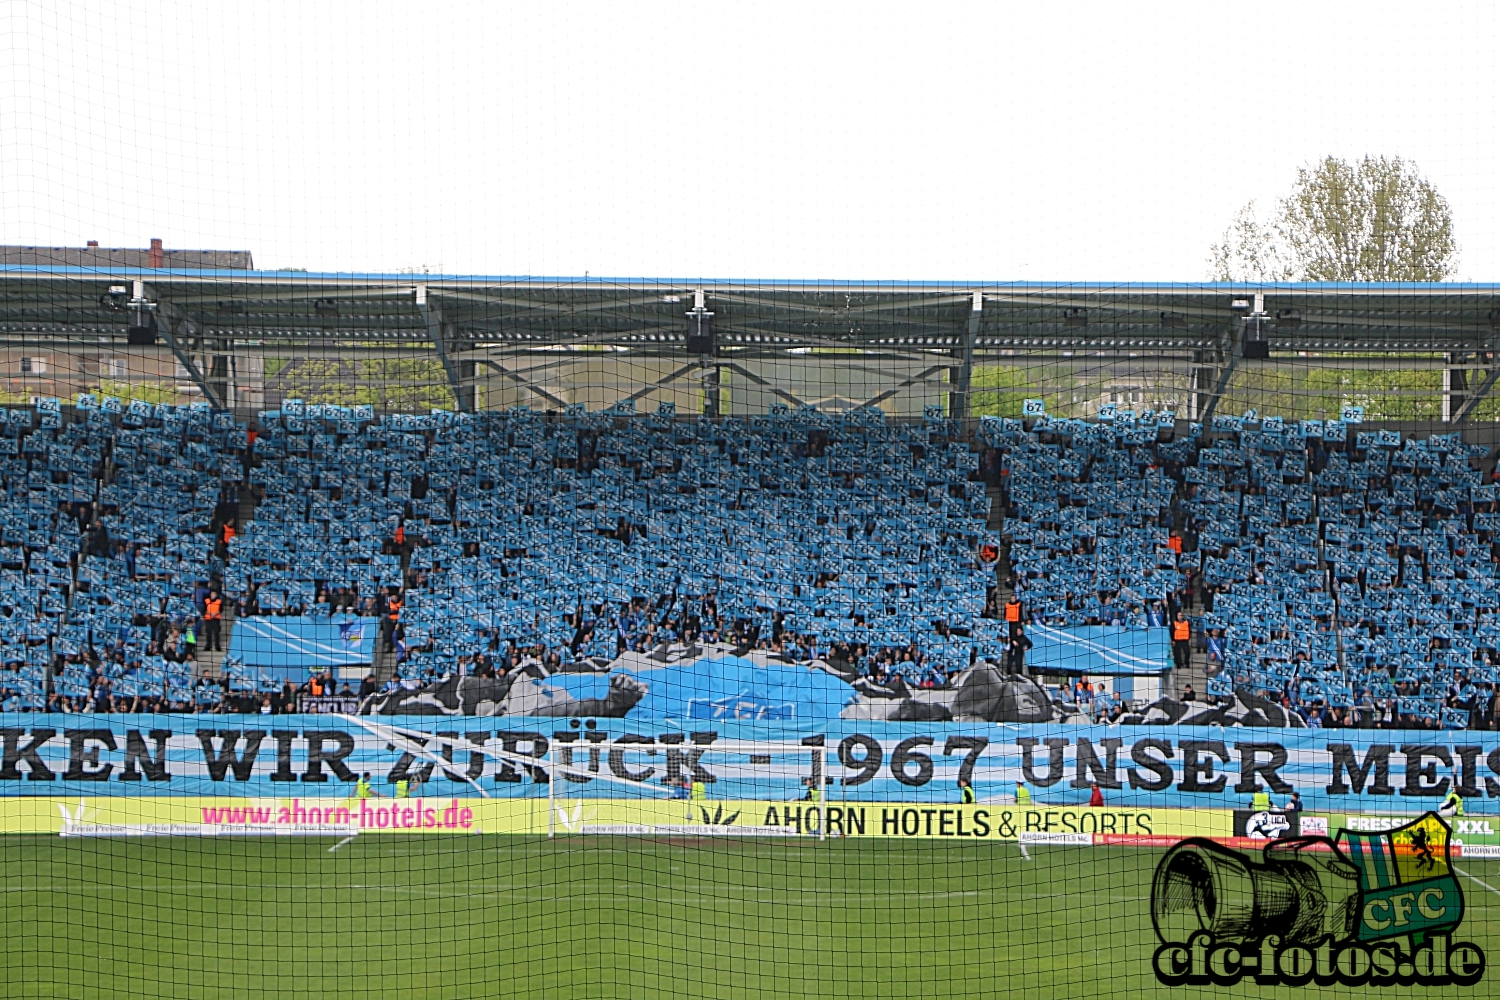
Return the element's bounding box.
[988,411,1500,730]
[0,399,1003,716]
[2,395,1499,731]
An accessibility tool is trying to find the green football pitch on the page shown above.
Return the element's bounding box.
[3,835,1498,999]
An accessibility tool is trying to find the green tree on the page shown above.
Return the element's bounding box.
[96,379,185,406]
[969,366,1040,418]
[1210,156,1457,281]
[270,357,456,411]
[1207,201,1295,282]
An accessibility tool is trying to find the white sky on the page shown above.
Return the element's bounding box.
[0,0,1495,279]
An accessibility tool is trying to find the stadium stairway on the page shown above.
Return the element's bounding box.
[985,483,1006,532]
[372,634,397,684]
[1177,641,1211,705]
[236,484,259,528]
[194,608,236,680]
[196,481,391,688]
[367,540,407,684]
[989,478,1207,705]
[197,484,260,681]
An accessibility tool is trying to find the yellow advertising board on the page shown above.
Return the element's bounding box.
[0,796,1234,842]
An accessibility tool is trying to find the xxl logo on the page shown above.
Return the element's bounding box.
[1151,813,1484,987]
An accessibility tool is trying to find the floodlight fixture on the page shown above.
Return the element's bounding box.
[126,298,158,345]
[686,287,714,354]
[99,284,130,311]
[686,306,715,354]
[1242,313,1271,359]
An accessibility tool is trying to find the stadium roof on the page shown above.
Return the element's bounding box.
[0,267,1497,357]
[1,263,1497,416]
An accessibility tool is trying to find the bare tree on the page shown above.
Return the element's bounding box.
[1210,156,1457,282]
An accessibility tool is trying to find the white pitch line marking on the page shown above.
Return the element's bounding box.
[1455,864,1500,900]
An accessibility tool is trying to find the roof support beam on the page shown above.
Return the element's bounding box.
[412,289,688,318]
[722,313,959,339]
[1192,322,1242,426]
[476,359,568,408]
[1194,354,1239,426]
[207,352,232,410]
[948,292,981,419]
[859,365,950,410]
[1444,353,1470,422]
[710,291,973,319]
[618,362,702,406]
[701,357,721,418]
[1452,364,1500,423]
[462,324,688,346]
[470,354,599,380]
[148,291,227,410]
[719,362,807,409]
[417,288,474,413]
[165,285,421,308]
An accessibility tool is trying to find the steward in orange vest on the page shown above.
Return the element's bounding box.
[382,593,403,653]
[201,590,224,653]
[1171,613,1191,673]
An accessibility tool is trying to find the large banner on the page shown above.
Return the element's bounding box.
[228,616,375,674]
[1026,624,1170,675]
[2,714,1498,813]
[358,645,1170,723]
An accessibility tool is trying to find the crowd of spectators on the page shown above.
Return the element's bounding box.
[990,409,1500,731]
[9,396,1500,731]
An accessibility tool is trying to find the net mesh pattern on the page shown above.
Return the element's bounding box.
[3,5,1500,998]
